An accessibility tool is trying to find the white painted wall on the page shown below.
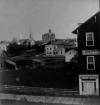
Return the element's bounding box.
[45,45,65,56]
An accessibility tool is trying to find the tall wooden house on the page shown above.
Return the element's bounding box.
[72,12,100,95]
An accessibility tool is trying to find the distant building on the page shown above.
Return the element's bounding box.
[72,12,100,96]
[54,45,65,56]
[45,45,56,56]
[29,33,35,46]
[0,41,9,51]
[45,38,77,56]
[52,38,77,48]
[45,44,65,56]
[64,38,77,48]
[17,34,35,46]
[42,29,55,44]
[0,41,9,69]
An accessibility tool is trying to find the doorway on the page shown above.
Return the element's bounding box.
[79,75,99,95]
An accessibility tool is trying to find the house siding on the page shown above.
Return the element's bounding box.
[77,12,100,74]
[72,12,100,95]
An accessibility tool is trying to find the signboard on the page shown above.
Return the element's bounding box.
[80,75,97,80]
[82,50,100,55]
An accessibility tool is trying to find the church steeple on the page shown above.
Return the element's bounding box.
[28,32,35,46]
[29,33,33,40]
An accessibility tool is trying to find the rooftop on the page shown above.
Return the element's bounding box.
[72,11,100,34]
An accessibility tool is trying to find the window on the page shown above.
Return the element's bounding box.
[56,52,58,54]
[87,56,95,70]
[86,32,94,46]
[50,48,52,50]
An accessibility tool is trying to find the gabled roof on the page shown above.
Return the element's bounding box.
[45,39,64,45]
[45,38,76,48]
[72,11,100,34]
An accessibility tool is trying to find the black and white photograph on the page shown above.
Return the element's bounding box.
[0,0,99,105]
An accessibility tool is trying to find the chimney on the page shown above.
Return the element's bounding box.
[78,23,83,26]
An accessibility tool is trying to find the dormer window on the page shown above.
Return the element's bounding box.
[86,32,94,46]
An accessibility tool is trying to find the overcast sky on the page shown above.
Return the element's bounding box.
[0,0,99,41]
